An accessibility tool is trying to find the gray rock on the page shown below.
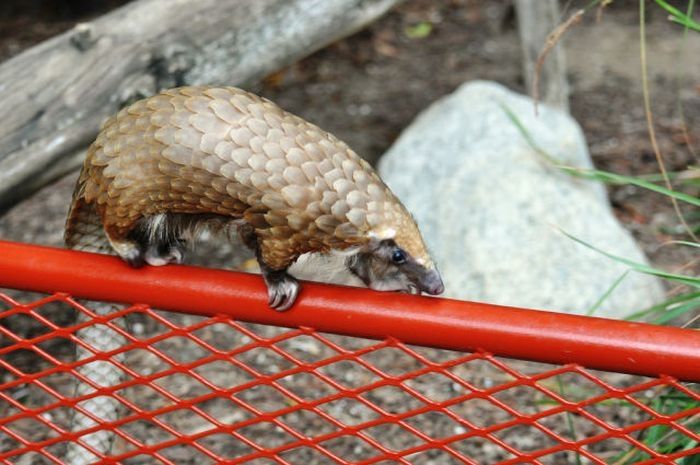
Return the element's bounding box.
[378,81,664,318]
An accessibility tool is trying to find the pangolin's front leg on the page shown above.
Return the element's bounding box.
[239,223,299,311]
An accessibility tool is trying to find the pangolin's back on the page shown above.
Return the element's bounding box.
[72,86,428,267]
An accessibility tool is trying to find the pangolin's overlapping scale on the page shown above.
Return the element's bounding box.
[78,86,431,268]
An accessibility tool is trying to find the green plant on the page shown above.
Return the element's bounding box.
[509,1,700,461]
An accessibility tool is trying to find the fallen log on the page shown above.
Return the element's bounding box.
[0,0,402,213]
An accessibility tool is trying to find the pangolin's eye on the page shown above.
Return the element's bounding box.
[391,249,407,265]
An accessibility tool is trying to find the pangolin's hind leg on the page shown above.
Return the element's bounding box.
[144,240,186,266]
[131,214,188,267]
[239,223,299,311]
[104,226,146,268]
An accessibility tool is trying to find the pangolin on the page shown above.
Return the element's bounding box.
[65,86,444,310]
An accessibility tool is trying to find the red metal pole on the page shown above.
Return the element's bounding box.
[0,240,698,382]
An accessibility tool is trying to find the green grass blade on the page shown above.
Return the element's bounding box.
[587,271,629,316]
[654,0,700,31]
[558,229,700,288]
[665,240,700,248]
[636,169,700,184]
[499,102,559,164]
[558,166,700,207]
[500,104,700,207]
[653,298,700,324]
[556,377,583,465]
[625,291,700,321]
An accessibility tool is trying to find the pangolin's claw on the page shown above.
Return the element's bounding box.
[263,271,299,311]
[124,252,145,268]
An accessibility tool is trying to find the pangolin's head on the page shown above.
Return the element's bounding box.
[346,203,444,297]
[290,194,444,297]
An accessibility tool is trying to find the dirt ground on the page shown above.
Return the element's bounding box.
[0,1,698,464]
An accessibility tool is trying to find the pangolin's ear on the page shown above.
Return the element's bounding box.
[346,252,371,286]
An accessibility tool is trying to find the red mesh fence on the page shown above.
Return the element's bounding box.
[1,241,699,464]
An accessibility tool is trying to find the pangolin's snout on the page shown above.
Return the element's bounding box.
[420,269,445,295]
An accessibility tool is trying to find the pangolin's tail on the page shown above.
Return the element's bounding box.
[64,173,124,465]
[64,178,111,253]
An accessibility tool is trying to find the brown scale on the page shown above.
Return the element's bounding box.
[66,86,442,309]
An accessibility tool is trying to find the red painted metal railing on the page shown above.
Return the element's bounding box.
[0,240,698,464]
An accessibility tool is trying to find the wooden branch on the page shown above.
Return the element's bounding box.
[0,0,402,213]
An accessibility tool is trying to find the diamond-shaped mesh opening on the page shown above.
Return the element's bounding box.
[37,406,78,431]
[404,371,466,402]
[239,322,289,339]
[234,384,292,413]
[586,436,653,463]
[536,371,608,402]
[156,408,214,433]
[279,408,339,438]
[493,423,561,453]
[117,384,176,411]
[362,385,426,415]
[492,384,560,416]
[449,436,517,463]
[151,310,208,330]
[449,358,518,390]
[159,444,217,465]
[277,371,338,401]
[5,382,58,410]
[191,359,254,388]
[123,348,172,376]
[538,450,590,465]
[537,411,608,442]
[317,359,382,389]
[6,451,53,465]
[407,448,465,465]
[448,397,515,428]
[111,312,173,340]
[36,336,76,364]
[274,334,338,363]
[152,336,212,364]
[195,432,255,459]
[33,299,81,328]
[1,311,55,339]
[234,346,296,375]
[364,422,426,452]
[238,421,297,449]
[195,396,254,425]
[279,446,336,464]
[1,348,54,375]
[583,397,653,430]
[73,322,125,349]
[153,373,211,401]
[650,424,700,455]
[191,321,253,351]
[121,454,169,465]
[318,398,381,426]
[361,347,426,377]
[1,288,698,465]
[318,331,382,351]
[404,410,468,439]
[118,418,176,446]
[5,416,59,442]
[321,434,383,462]
[631,385,700,417]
